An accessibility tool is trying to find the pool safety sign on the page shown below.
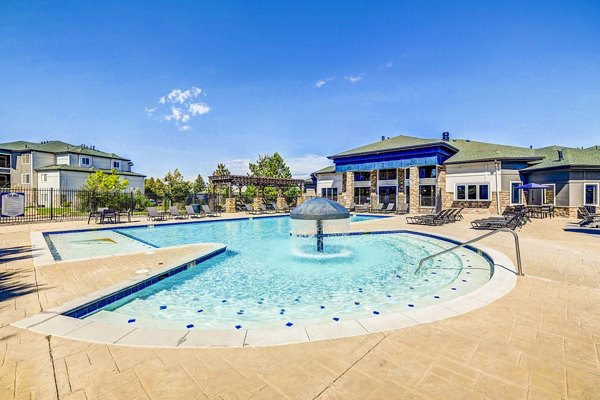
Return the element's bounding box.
[1,192,25,217]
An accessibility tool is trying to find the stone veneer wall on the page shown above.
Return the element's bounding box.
[554,206,578,218]
[370,171,378,206]
[225,198,236,213]
[408,166,419,213]
[397,168,405,208]
[436,166,446,213]
[342,172,354,208]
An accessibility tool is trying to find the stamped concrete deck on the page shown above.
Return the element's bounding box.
[1,214,599,399]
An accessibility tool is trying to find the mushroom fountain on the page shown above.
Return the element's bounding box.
[289,197,350,252]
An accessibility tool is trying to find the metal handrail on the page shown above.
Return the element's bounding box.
[414,228,524,276]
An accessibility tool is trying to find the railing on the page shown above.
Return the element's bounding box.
[414,228,524,276]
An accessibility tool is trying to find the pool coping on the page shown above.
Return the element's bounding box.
[14,227,518,348]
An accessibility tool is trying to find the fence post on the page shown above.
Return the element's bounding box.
[50,188,54,220]
[130,191,134,212]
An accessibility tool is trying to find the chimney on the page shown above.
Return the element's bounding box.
[442,132,450,141]
[557,149,564,161]
[381,136,386,141]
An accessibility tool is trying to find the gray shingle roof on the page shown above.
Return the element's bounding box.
[0,140,130,161]
[36,164,145,177]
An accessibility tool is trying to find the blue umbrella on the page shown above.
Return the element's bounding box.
[514,183,551,190]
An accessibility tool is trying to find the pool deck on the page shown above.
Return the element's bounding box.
[1,214,599,399]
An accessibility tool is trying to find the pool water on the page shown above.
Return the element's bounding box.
[44,216,493,330]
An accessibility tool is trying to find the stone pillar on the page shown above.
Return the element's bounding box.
[436,166,447,212]
[253,196,263,211]
[409,166,419,214]
[397,168,405,208]
[225,197,236,213]
[277,190,287,209]
[370,171,378,208]
[342,171,354,207]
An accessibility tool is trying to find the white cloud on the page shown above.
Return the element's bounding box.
[286,154,331,178]
[223,158,251,175]
[380,62,393,69]
[146,86,210,132]
[314,76,335,88]
[344,74,364,83]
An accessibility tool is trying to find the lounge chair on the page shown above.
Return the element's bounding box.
[185,205,205,218]
[471,214,525,230]
[168,206,188,219]
[202,204,220,217]
[147,207,167,221]
[395,203,409,215]
[406,209,451,226]
[245,204,262,215]
[270,202,288,213]
[371,204,385,213]
[383,203,396,213]
[260,204,276,214]
[578,206,600,226]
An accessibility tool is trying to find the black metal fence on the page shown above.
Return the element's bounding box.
[0,187,222,225]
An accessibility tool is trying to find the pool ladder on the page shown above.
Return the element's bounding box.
[414,228,524,276]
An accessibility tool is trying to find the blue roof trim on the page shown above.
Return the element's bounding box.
[333,146,453,172]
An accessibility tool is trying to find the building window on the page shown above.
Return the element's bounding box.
[455,183,490,201]
[354,187,370,205]
[80,157,91,166]
[584,183,599,206]
[419,185,436,207]
[0,154,9,168]
[0,175,8,186]
[419,166,437,179]
[378,169,397,180]
[21,173,30,184]
[378,186,396,205]
[113,161,120,169]
[353,172,370,182]
[40,174,48,182]
[21,154,30,164]
[510,181,523,205]
[543,184,556,205]
[321,188,338,201]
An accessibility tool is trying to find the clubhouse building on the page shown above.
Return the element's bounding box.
[314,132,600,217]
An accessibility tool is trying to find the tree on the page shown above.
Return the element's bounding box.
[144,177,166,200]
[191,174,207,193]
[249,153,291,178]
[164,169,191,205]
[212,163,231,176]
[83,169,129,191]
[247,153,298,203]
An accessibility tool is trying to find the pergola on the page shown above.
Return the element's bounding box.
[209,174,305,195]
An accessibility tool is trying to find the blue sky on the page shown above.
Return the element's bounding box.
[1,1,599,179]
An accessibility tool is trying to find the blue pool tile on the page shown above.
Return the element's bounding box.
[285,322,294,327]
[354,301,360,305]
[128,318,136,323]
[408,304,414,308]
[462,279,467,282]
[451,287,457,291]
[409,287,414,290]
[186,324,194,329]
[373,311,380,315]
[386,294,392,298]
[320,305,325,309]
[159,305,167,310]
[235,324,242,330]
[332,317,340,321]
[434,295,440,299]
[222,299,227,303]
[257,301,263,304]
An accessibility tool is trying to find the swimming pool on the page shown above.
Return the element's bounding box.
[44,215,493,331]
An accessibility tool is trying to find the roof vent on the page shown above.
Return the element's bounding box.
[381,136,386,141]
[557,149,564,161]
[442,132,450,141]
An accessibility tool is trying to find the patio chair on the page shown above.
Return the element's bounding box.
[202,204,220,217]
[87,207,106,224]
[147,207,167,221]
[185,205,205,218]
[117,208,132,223]
[395,203,409,215]
[98,209,117,224]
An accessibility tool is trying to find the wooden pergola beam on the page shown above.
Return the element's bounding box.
[209,174,305,189]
